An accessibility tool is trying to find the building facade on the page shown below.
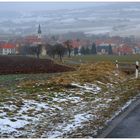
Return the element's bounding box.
[0,43,16,55]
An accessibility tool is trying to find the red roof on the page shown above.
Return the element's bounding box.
[70,39,91,48]
[1,43,15,49]
[117,45,133,54]
[24,35,42,44]
[71,40,80,48]
[95,37,123,46]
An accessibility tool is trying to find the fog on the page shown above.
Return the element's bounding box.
[0,2,106,11]
[0,2,140,37]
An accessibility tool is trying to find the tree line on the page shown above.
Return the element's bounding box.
[18,40,113,61]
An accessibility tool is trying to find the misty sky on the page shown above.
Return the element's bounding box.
[0,2,108,11]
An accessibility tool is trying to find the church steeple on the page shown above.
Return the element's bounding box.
[38,24,41,39]
[38,24,41,34]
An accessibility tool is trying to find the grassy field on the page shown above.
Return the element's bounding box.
[63,54,140,64]
[24,54,140,66]
[0,62,140,138]
[0,55,140,138]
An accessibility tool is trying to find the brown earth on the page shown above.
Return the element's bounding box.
[0,56,75,75]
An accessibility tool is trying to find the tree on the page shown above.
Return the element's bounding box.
[18,45,28,55]
[80,46,86,55]
[64,40,72,57]
[36,44,41,59]
[51,36,56,41]
[18,44,41,58]
[91,43,97,54]
[55,43,66,61]
[108,44,113,55]
[85,47,90,54]
[47,44,57,59]
[74,47,79,56]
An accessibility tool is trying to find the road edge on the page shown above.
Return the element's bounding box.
[97,95,140,138]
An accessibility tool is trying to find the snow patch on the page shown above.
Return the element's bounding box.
[0,100,53,136]
[18,100,50,114]
[43,113,95,138]
[0,117,28,133]
[52,94,81,104]
[71,83,101,94]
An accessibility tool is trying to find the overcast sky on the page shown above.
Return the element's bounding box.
[0,2,108,11]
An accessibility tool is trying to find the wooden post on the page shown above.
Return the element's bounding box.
[116,60,118,69]
[136,61,139,79]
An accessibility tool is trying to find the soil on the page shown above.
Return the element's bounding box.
[0,56,75,75]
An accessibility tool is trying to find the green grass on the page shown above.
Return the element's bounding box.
[14,54,140,65]
[0,73,62,88]
[64,54,140,64]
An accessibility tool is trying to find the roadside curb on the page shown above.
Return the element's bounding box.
[97,96,140,138]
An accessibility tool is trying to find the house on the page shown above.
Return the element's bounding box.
[132,47,140,54]
[96,44,113,55]
[70,39,92,55]
[97,45,108,55]
[0,43,16,55]
[117,44,133,55]
[70,40,81,55]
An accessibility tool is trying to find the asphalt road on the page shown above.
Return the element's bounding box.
[106,103,140,138]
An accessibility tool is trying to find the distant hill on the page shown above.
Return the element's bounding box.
[0,3,140,37]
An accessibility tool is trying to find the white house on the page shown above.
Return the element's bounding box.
[0,43,16,55]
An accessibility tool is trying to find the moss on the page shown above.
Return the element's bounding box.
[27,109,36,114]
[0,116,4,119]
[7,111,15,117]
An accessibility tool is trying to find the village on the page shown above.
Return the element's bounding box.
[0,24,140,57]
[1,2,140,139]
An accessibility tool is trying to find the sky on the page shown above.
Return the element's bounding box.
[0,2,108,11]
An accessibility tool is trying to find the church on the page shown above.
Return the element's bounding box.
[0,24,47,56]
[20,24,47,56]
[35,24,46,56]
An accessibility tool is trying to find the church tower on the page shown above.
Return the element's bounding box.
[37,24,46,56]
[38,24,42,39]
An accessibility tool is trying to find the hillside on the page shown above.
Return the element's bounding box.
[0,61,139,137]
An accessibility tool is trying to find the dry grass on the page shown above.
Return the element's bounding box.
[49,61,126,86]
[2,61,140,138]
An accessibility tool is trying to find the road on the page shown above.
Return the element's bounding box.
[107,103,140,138]
[98,97,140,138]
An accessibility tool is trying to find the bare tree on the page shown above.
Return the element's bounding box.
[64,40,73,57]
[55,43,66,61]
[47,44,57,59]
[36,45,41,59]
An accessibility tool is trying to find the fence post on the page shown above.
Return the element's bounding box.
[136,61,139,79]
[116,60,118,69]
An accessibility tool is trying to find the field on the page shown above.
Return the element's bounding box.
[0,57,140,138]
[63,54,140,64]
[0,56,75,75]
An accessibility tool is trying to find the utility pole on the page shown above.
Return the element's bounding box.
[136,61,139,79]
